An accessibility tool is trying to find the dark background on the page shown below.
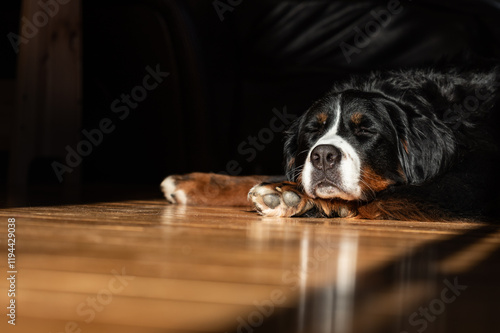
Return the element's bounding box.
[1,0,500,206]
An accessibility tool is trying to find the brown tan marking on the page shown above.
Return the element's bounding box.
[397,165,407,182]
[311,196,451,221]
[308,198,358,218]
[401,139,409,154]
[356,198,451,221]
[287,157,296,172]
[316,112,328,124]
[351,112,363,125]
[359,166,395,195]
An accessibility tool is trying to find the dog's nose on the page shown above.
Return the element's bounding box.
[311,145,341,170]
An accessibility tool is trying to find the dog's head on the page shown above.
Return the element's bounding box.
[284,89,458,201]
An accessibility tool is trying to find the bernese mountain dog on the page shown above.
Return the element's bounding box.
[162,65,500,221]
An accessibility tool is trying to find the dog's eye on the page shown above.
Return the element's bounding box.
[354,126,374,136]
[305,119,327,135]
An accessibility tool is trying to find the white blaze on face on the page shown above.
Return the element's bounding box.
[302,99,362,200]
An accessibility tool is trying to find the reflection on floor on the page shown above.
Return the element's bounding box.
[0,200,499,333]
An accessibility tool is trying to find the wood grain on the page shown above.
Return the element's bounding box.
[1,199,499,332]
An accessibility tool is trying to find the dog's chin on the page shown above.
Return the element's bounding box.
[308,182,358,201]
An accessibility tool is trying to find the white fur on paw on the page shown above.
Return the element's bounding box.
[161,176,187,205]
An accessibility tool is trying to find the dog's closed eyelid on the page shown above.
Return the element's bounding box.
[354,126,375,136]
[351,115,374,132]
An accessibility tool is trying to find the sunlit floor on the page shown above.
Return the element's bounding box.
[1,199,499,333]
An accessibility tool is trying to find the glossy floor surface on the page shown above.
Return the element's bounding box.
[1,200,499,333]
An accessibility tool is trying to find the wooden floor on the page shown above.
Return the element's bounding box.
[1,199,499,333]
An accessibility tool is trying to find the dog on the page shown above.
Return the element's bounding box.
[162,65,500,221]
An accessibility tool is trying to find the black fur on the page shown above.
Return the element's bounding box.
[284,66,500,220]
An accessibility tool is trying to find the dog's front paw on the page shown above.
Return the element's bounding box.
[161,175,191,205]
[248,182,314,217]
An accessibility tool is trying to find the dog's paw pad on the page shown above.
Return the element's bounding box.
[263,194,281,209]
[282,191,301,207]
[338,206,351,218]
[249,183,312,217]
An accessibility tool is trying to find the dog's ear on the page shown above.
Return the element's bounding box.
[283,118,301,181]
[389,65,500,184]
[396,113,458,185]
[381,97,457,185]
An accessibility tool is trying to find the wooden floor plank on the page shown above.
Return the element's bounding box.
[1,200,499,332]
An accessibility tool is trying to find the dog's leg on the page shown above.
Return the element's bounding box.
[164,175,453,220]
[248,182,359,218]
[248,182,453,221]
[161,173,285,206]
[355,197,461,221]
[248,182,449,220]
